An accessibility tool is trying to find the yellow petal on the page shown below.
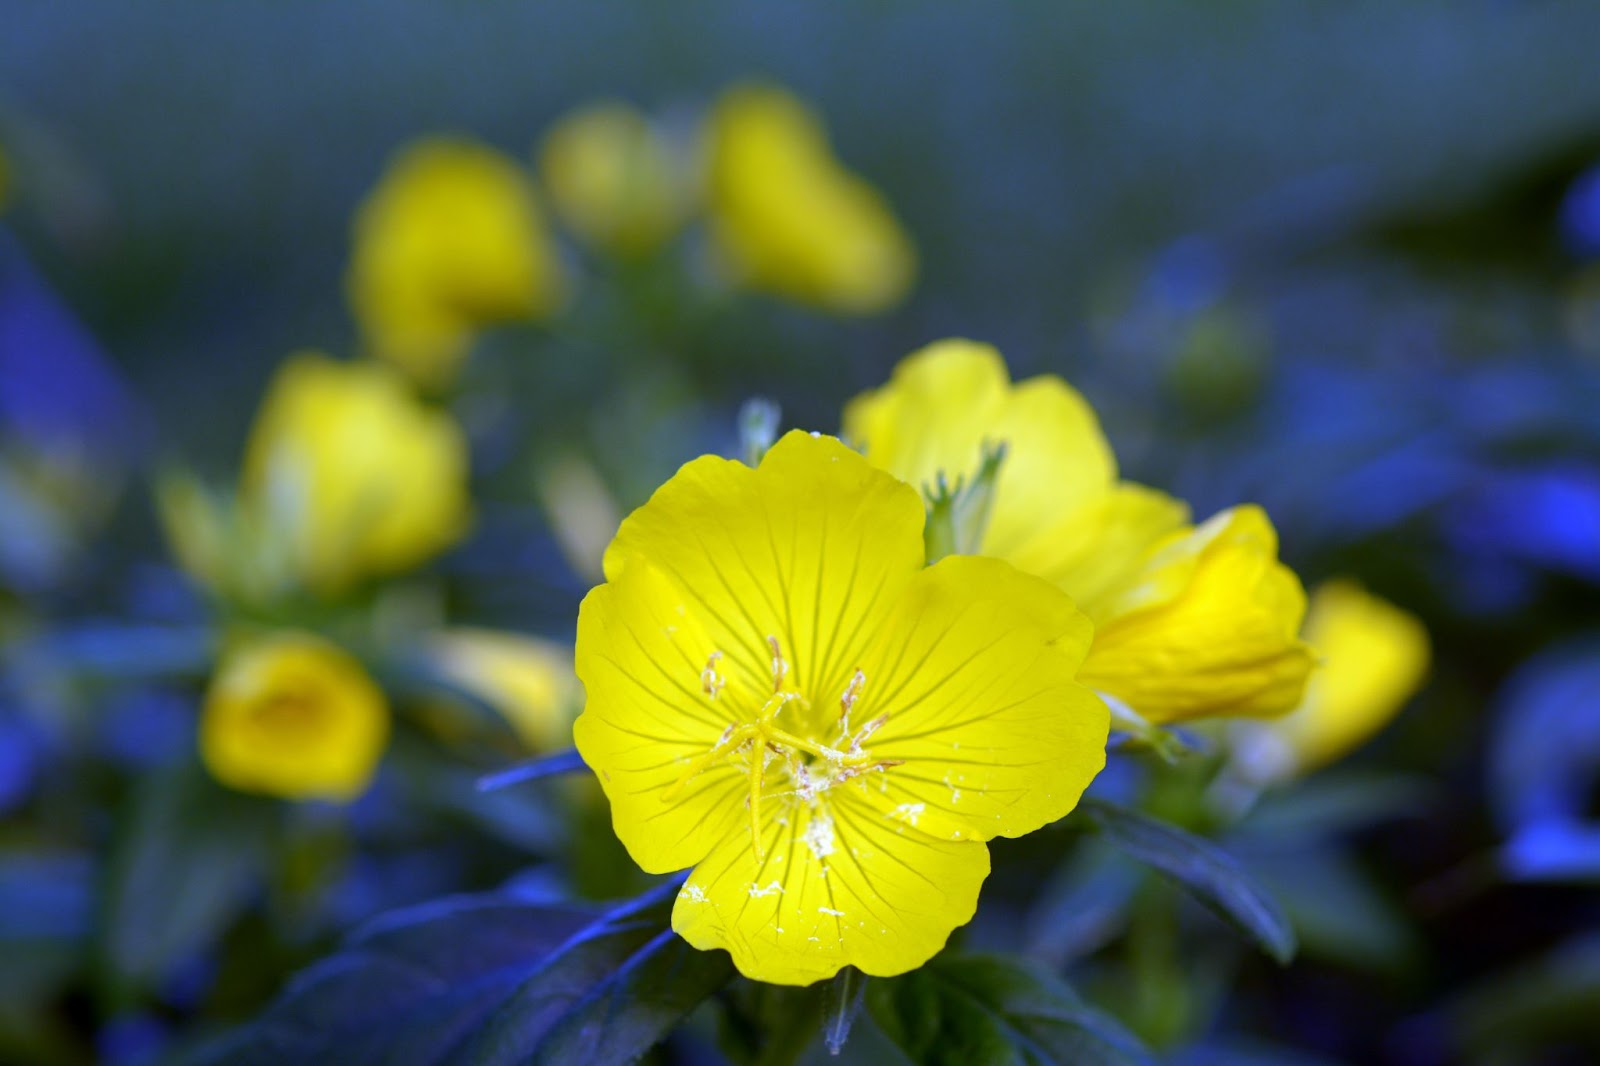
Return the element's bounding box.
[573,561,751,874]
[672,787,989,985]
[600,430,926,704]
[1081,505,1316,723]
[539,101,692,257]
[200,632,389,802]
[706,84,915,314]
[856,555,1107,842]
[1255,581,1429,775]
[429,629,578,752]
[844,339,1183,604]
[241,353,471,594]
[347,137,567,386]
[1053,483,1191,624]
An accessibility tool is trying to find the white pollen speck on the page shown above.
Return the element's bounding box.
[681,884,706,903]
[803,812,836,859]
[749,881,784,898]
[892,802,925,827]
[819,906,846,916]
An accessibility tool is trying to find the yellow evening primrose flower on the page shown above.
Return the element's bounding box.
[200,632,389,802]
[539,101,693,258]
[429,629,578,752]
[844,339,1315,726]
[241,353,471,595]
[348,137,566,387]
[573,431,1107,985]
[1233,581,1430,782]
[705,84,915,315]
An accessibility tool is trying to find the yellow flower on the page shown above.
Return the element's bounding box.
[1235,581,1430,780]
[200,632,389,802]
[241,353,471,594]
[347,137,566,386]
[573,431,1107,985]
[706,84,915,315]
[429,629,577,752]
[539,102,692,258]
[845,339,1314,725]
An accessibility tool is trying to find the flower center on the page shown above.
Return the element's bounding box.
[665,636,899,860]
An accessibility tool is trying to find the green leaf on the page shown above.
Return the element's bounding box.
[1448,931,1600,1060]
[1240,847,1417,972]
[101,762,278,991]
[716,980,825,1066]
[1234,772,1434,839]
[867,953,1151,1066]
[1081,798,1296,964]
[186,878,735,1066]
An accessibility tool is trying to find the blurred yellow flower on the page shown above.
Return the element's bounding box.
[539,101,693,258]
[845,339,1315,725]
[706,84,915,315]
[429,629,577,752]
[1235,581,1430,780]
[348,137,566,386]
[574,431,1106,984]
[241,353,471,594]
[200,632,389,802]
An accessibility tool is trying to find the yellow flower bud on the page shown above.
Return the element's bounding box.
[347,137,567,386]
[428,629,577,752]
[706,84,915,314]
[539,102,692,258]
[200,633,389,802]
[1236,581,1430,780]
[241,353,471,595]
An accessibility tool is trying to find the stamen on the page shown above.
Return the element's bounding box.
[700,651,725,700]
[849,713,889,753]
[833,759,904,785]
[766,635,788,693]
[839,668,865,730]
[748,742,768,862]
[663,722,754,800]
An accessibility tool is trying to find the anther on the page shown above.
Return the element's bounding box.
[849,713,889,753]
[700,651,725,700]
[766,635,788,693]
[839,668,865,729]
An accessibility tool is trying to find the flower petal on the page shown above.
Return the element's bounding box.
[602,430,926,705]
[672,788,989,985]
[1262,580,1430,774]
[573,562,750,874]
[1081,505,1316,723]
[854,555,1108,842]
[843,339,1142,594]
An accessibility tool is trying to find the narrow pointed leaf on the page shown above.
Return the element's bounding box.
[185,878,734,1066]
[1081,798,1296,964]
[867,953,1151,1066]
[476,749,589,792]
